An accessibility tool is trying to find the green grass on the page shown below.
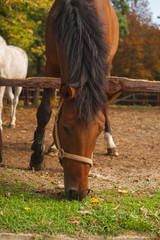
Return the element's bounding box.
[0,183,159,237]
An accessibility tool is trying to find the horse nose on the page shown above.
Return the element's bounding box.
[68,189,79,200]
[67,188,90,200]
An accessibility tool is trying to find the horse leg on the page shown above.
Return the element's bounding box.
[5,87,14,126]
[104,104,119,156]
[0,86,6,130]
[6,87,22,128]
[30,88,55,170]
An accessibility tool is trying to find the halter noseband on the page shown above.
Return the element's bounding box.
[54,99,93,167]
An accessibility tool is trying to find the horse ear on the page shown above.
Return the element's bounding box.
[60,83,76,99]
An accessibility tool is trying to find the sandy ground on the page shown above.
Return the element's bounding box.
[0,104,160,191]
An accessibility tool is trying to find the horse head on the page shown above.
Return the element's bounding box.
[54,84,106,200]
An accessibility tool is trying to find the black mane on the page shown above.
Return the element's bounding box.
[52,0,109,123]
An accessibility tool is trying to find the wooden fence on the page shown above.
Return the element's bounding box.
[0,76,160,93]
[1,76,160,106]
[113,92,160,106]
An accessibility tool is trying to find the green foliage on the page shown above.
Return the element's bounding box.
[112,0,129,15]
[116,9,129,40]
[0,0,54,75]
[111,0,130,40]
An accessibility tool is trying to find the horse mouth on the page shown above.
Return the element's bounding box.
[66,188,90,201]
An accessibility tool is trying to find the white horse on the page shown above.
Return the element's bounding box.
[0,36,28,129]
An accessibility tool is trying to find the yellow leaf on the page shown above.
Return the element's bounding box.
[90,198,99,204]
[24,207,30,211]
[118,190,128,194]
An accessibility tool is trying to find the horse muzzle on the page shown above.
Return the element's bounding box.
[66,187,90,201]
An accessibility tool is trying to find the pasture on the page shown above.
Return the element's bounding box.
[0,104,160,238]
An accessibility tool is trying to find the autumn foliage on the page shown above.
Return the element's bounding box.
[112,1,160,81]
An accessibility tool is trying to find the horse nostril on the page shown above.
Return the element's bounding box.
[68,189,78,200]
[87,189,90,195]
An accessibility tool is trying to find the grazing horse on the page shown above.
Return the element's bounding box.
[0,36,28,129]
[31,0,119,200]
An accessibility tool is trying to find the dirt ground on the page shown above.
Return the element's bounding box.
[0,104,160,192]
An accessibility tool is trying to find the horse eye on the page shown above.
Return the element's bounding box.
[63,126,69,133]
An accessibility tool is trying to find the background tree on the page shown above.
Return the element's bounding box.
[111,0,130,40]
[112,0,160,80]
[0,0,54,106]
[0,0,54,76]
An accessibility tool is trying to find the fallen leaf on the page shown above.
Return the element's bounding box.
[79,210,90,215]
[133,179,139,183]
[68,217,80,224]
[80,207,85,211]
[5,192,10,198]
[90,198,99,204]
[118,190,128,194]
[112,204,120,210]
[56,184,64,189]
[0,210,4,215]
[46,172,54,177]
[90,219,96,224]
[140,206,148,216]
[137,192,146,195]
[92,205,101,210]
[38,216,45,224]
[34,187,46,193]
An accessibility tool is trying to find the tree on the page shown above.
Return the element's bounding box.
[111,0,130,40]
[0,0,54,106]
[0,0,54,76]
[112,0,160,80]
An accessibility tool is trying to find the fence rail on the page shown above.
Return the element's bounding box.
[113,92,160,106]
[0,76,160,93]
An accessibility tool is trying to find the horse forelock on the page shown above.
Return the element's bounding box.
[52,0,109,124]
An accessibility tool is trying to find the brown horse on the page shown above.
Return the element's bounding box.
[30,0,119,200]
